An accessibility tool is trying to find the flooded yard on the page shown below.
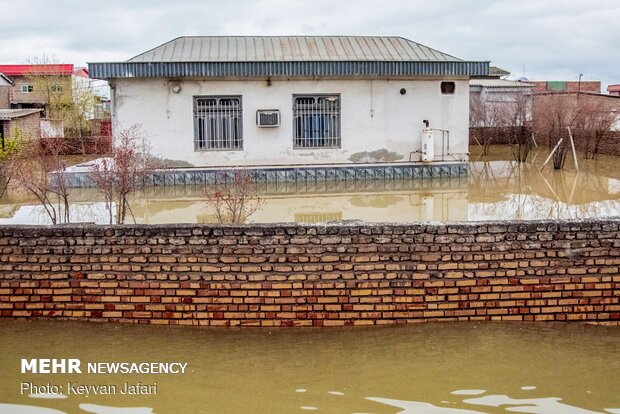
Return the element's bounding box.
[0,320,618,414]
[0,146,618,225]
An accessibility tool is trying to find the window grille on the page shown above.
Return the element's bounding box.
[293,95,341,148]
[194,96,242,150]
[20,85,34,93]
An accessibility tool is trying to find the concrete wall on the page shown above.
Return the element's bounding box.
[0,218,618,326]
[112,78,470,167]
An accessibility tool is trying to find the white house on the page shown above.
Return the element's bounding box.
[89,36,488,173]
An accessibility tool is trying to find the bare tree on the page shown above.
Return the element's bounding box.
[533,93,616,168]
[64,77,96,143]
[90,124,160,224]
[470,94,504,155]
[571,95,616,159]
[26,55,97,150]
[25,55,73,120]
[203,170,264,223]
[470,89,534,162]
[10,134,71,224]
[506,90,534,163]
[0,128,27,198]
[534,93,578,169]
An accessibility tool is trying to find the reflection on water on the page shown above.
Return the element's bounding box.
[367,393,620,414]
[0,146,619,224]
[79,404,154,414]
[0,321,618,413]
[367,397,487,414]
[451,390,487,396]
[461,394,605,414]
[29,394,67,400]
[0,404,67,413]
[5,395,620,414]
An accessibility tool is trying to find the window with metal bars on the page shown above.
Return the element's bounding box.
[194,96,243,151]
[293,95,341,148]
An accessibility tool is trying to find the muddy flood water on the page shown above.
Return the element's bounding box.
[0,320,618,414]
[0,146,619,224]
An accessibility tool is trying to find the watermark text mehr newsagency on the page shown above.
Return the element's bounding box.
[21,359,188,374]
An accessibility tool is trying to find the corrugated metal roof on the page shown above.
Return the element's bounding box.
[90,36,489,79]
[128,36,462,63]
[0,109,42,120]
[90,60,489,79]
[489,66,510,77]
[0,64,74,76]
[470,79,534,88]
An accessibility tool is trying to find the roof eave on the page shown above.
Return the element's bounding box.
[89,60,490,79]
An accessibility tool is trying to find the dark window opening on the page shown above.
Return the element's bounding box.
[441,82,456,94]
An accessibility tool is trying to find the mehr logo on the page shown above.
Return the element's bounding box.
[21,359,82,374]
[21,359,188,374]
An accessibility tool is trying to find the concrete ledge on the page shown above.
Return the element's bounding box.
[57,161,468,188]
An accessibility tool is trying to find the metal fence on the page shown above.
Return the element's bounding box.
[293,95,341,148]
[194,96,243,150]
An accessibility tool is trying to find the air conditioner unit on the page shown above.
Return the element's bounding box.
[256,110,280,127]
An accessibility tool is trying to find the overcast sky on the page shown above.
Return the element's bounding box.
[1,0,618,90]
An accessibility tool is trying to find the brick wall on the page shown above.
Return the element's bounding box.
[40,135,112,155]
[0,86,9,109]
[531,81,601,94]
[595,131,620,157]
[0,219,618,327]
[469,127,513,145]
[5,113,41,140]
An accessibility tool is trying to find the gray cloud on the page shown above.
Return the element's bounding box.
[0,0,618,89]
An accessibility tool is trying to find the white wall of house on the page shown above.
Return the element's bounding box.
[112,78,470,167]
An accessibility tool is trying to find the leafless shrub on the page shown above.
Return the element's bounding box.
[505,91,534,162]
[90,124,161,224]
[203,170,264,223]
[470,95,504,155]
[9,133,71,224]
[533,93,616,168]
[0,128,28,199]
[471,90,534,162]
